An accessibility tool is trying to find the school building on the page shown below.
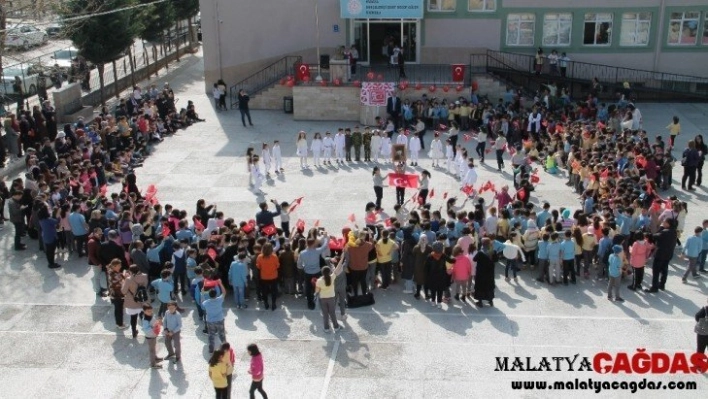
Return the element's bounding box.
[199,0,708,91]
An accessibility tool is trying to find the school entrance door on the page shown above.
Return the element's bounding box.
[352,19,419,65]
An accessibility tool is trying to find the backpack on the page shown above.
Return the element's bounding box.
[133,283,149,303]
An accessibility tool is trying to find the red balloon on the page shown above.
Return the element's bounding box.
[286,80,295,87]
[442,85,450,92]
[320,80,328,87]
[456,84,464,92]
[352,80,361,87]
[428,85,436,93]
[279,78,286,85]
[398,83,406,90]
[303,75,311,83]
[366,72,375,80]
[415,83,422,90]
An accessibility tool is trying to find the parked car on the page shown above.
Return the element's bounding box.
[4,24,49,50]
[51,47,92,72]
[45,23,65,38]
[0,65,51,97]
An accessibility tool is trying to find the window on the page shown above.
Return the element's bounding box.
[428,0,456,12]
[667,11,699,45]
[468,0,495,12]
[620,12,651,46]
[543,13,572,46]
[702,13,708,45]
[583,13,613,45]
[506,13,535,46]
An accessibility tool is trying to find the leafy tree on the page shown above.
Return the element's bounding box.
[172,0,199,57]
[138,0,175,43]
[62,0,141,105]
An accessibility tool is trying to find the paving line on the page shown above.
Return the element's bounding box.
[319,340,340,399]
[0,329,691,353]
[0,302,694,323]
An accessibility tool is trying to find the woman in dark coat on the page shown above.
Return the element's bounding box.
[412,235,431,300]
[473,238,496,307]
[425,242,449,308]
[400,227,416,294]
[694,134,707,186]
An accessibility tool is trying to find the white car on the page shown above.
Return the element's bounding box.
[4,24,48,50]
[0,65,50,96]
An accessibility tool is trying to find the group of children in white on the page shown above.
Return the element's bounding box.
[245,125,484,193]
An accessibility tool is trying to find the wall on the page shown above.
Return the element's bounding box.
[200,0,346,91]
[293,86,360,121]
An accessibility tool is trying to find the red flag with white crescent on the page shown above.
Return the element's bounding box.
[388,173,419,188]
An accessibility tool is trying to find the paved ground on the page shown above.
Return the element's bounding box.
[1,52,707,398]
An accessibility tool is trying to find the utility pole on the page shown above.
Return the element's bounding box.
[0,0,6,78]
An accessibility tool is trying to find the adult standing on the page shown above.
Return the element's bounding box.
[100,230,128,270]
[412,235,431,300]
[694,134,707,186]
[695,299,708,354]
[645,219,677,293]
[315,259,345,333]
[473,238,496,307]
[68,204,89,257]
[122,264,149,338]
[349,45,359,76]
[38,206,60,269]
[256,242,280,310]
[202,287,226,353]
[217,79,228,111]
[108,259,128,329]
[238,89,253,127]
[343,231,374,296]
[255,200,281,230]
[400,227,417,294]
[7,191,27,250]
[681,140,700,191]
[375,230,397,290]
[88,228,107,297]
[386,93,402,132]
[162,301,182,362]
[425,242,448,308]
[296,233,330,309]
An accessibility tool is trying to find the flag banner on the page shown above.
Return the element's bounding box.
[388,173,419,188]
[360,82,395,106]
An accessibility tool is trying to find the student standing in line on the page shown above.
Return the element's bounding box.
[247,344,268,399]
[141,304,164,369]
[221,342,235,399]
[162,301,182,362]
[607,245,625,302]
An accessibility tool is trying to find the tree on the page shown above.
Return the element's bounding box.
[137,0,174,78]
[171,0,199,59]
[61,0,141,105]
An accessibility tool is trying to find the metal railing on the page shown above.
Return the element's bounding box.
[484,50,708,99]
[229,56,302,109]
[358,63,474,86]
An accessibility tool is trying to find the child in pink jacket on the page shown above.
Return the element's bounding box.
[450,245,473,302]
[628,232,653,291]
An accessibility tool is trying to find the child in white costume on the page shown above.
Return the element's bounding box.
[445,139,455,173]
[311,132,323,167]
[296,131,309,169]
[428,133,444,167]
[322,131,334,165]
[380,133,392,163]
[334,129,346,164]
[408,132,421,166]
[251,154,265,192]
[371,130,382,163]
[272,140,283,173]
[261,143,272,176]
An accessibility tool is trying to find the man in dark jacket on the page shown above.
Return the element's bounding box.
[8,191,27,250]
[646,219,677,293]
[238,89,253,127]
[255,199,281,228]
[100,230,128,270]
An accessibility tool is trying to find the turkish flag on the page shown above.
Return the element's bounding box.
[451,64,465,82]
[429,189,435,199]
[348,213,356,223]
[262,224,277,236]
[161,223,171,238]
[296,219,305,230]
[289,196,304,212]
[295,62,310,81]
[193,219,205,231]
[314,220,320,227]
[207,248,218,261]
[388,173,419,188]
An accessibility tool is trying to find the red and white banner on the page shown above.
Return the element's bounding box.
[388,173,419,188]
[360,82,395,106]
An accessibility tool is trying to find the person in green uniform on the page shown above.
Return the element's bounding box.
[363,127,373,162]
[352,127,363,162]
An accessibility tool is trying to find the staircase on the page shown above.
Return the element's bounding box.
[249,84,293,110]
[229,56,302,109]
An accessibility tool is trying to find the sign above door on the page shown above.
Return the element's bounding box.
[340,0,424,19]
